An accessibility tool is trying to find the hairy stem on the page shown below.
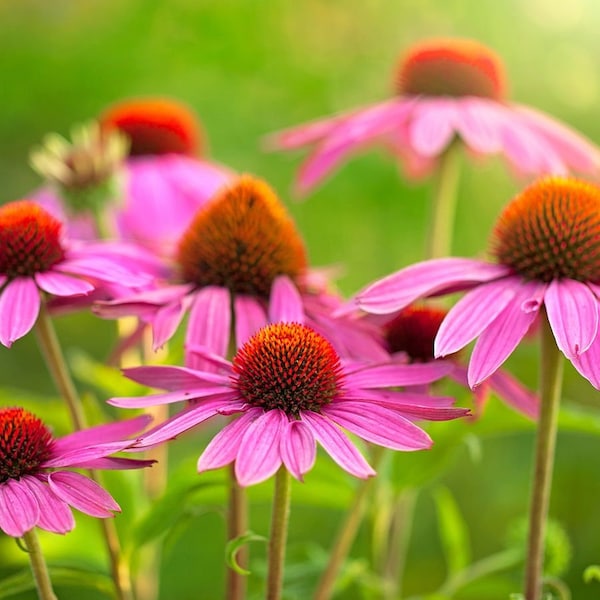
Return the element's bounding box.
[23,529,57,600]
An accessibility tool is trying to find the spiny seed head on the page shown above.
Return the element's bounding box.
[384,304,448,362]
[99,97,202,157]
[395,38,507,100]
[493,177,600,283]
[176,176,307,297]
[0,407,53,483]
[0,201,65,278]
[233,322,344,417]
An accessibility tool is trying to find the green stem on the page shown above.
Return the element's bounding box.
[34,302,133,600]
[313,447,384,600]
[425,141,462,259]
[227,463,248,600]
[523,313,564,600]
[23,529,57,600]
[266,467,292,600]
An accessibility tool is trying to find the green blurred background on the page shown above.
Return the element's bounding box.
[2,1,600,598]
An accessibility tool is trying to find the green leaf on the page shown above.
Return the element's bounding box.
[433,485,471,576]
[583,564,600,584]
[225,531,266,575]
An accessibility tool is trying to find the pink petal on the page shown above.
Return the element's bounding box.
[186,287,231,370]
[108,387,232,408]
[435,278,518,357]
[454,98,502,153]
[280,420,316,482]
[468,281,545,387]
[48,472,119,518]
[269,276,305,323]
[43,441,141,468]
[34,271,94,296]
[265,114,345,150]
[301,411,375,478]
[356,258,510,315]
[486,370,540,420]
[133,398,245,448]
[57,257,150,287]
[122,364,231,391]
[235,410,286,486]
[22,476,74,534]
[545,279,598,358]
[234,295,267,347]
[324,401,432,451]
[83,457,155,470]
[0,278,41,347]
[153,300,186,350]
[346,361,453,388]
[408,98,457,156]
[571,333,600,389]
[0,479,40,537]
[197,409,263,473]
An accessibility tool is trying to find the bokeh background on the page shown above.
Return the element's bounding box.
[2,1,600,599]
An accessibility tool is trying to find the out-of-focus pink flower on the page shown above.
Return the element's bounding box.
[353,176,600,389]
[0,200,152,347]
[0,407,152,537]
[109,306,468,486]
[268,38,600,195]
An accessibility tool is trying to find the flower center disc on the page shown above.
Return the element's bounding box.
[384,305,447,362]
[99,98,202,156]
[0,201,65,278]
[177,176,307,296]
[233,322,343,417]
[396,38,506,100]
[493,177,600,282]
[0,407,52,483]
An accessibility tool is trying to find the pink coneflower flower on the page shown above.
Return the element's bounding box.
[32,97,233,254]
[380,304,539,419]
[95,175,389,364]
[109,315,468,486]
[354,176,600,389]
[0,200,151,347]
[268,38,600,194]
[0,407,152,537]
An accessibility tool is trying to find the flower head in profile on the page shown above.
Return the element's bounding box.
[0,408,152,537]
[32,97,233,254]
[354,176,600,389]
[95,175,389,364]
[268,38,600,195]
[0,200,150,347]
[110,309,468,486]
[380,304,539,419]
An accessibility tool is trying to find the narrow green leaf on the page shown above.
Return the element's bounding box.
[433,485,471,576]
[225,531,266,575]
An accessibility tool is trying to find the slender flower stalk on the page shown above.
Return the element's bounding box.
[23,529,57,600]
[228,463,248,600]
[34,301,133,600]
[426,141,461,259]
[524,312,564,600]
[266,467,292,600]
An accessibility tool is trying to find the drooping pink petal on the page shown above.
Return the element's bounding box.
[269,275,305,324]
[545,279,598,358]
[21,476,74,534]
[485,370,540,420]
[56,257,150,287]
[345,361,453,388]
[408,98,457,156]
[186,344,233,371]
[356,258,511,315]
[265,113,345,150]
[122,364,231,391]
[234,295,267,347]
[109,387,232,408]
[468,281,546,387]
[324,401,432,451]
[280,420,316,481]
[52,414,152,455]
[0,479,40,537]
[132,398,245,449]
[43,441,142,468]
[301,411,375,478]
[344,387,457,408]
[48,472,119,518]
[34,271,94,297]
[235,409,286,486]
[454,98,502,153]
[186,287,231,370]
[197,409,263,473]
[0,277,41,347]
[571,333,600,389]
[435,278,517,357]
[82,457,156,470]
[153,300,187,350]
